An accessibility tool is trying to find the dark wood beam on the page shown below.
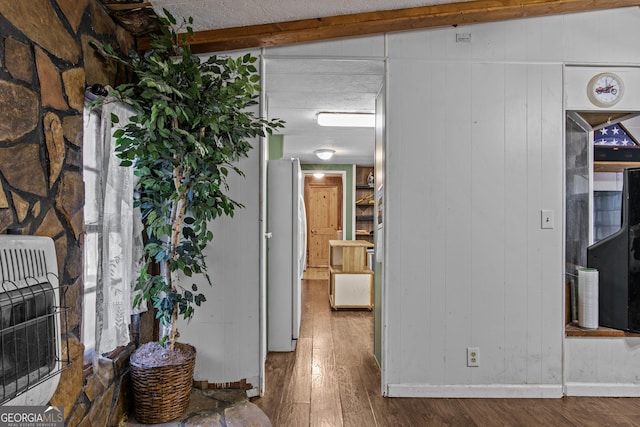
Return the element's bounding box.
[138,0,640,53]
[105,2,152,11]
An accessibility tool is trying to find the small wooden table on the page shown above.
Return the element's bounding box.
[328,240,374,309]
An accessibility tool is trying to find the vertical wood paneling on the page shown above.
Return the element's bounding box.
[539,64,564,384]
[566,338,640,387]
[524,15,565,63]
[503,20,527,61]
[389,7,640,65]
[444,63,474,385]
[384,63,402,383]
[261,6,640,397]
[470,63,507,385]
[563,8,640,64]
[387,12,568,392]
[266,34,385,57]
[503,64,530,384]
[524,64,544,385]
[470,22,507,61]
[174,5,640,398]
[178,150,261,384]
[387,53,565,392]
[427,62,449,384]
[393,59,431,383]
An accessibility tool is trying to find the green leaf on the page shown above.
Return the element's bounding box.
[89,8,286,347]
[163,8,177,25]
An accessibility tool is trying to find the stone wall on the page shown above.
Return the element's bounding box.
[0,1,135,425]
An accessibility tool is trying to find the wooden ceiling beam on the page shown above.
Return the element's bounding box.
[137,0,640,53]
[105,2,152,11]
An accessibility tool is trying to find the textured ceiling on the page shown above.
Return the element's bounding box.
[148,0,465,32]
[120,1,639,165]
[265,58,384,165]
[160,0,406,165]
[102,0,441,165]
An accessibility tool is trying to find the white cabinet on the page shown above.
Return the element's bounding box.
[328,240,373,309]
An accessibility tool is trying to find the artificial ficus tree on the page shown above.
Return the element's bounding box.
[92,10,284,349]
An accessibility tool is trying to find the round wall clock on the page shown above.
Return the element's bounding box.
[587,72,624,108]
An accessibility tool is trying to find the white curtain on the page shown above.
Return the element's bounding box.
[94,101,145,361]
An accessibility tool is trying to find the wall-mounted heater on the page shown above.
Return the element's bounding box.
[0,235,68,405]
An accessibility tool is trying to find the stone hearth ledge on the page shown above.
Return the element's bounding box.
[122,388,272,426]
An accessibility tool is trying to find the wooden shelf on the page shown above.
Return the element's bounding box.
[565,322,640,337]
[355,166,374,243]
[330,265,373,275]
[329,240,374,310]
[594,161,640,173]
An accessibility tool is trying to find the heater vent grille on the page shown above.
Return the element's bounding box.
[0,238,70,405]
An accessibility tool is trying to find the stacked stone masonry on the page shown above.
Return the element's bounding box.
[0,1,135,425]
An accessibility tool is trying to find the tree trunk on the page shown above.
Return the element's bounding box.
[165,163,189,351]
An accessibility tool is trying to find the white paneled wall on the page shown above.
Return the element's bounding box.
[177,144,262,386]
[565,338,640,396]
[265,34,385,58]
[384,7,640,397]
[188,7,640,394]
[174,51,265,387]
[385,59,563,397]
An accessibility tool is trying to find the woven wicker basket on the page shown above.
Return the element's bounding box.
[130,342,196,424]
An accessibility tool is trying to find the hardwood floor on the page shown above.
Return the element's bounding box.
[254,278,640,426]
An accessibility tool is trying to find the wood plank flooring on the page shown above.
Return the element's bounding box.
[254,278,640,426]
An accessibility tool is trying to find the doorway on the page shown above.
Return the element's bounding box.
[260,55,384,396]
[304,173,343,267]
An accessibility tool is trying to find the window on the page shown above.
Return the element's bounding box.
[82,106,101,353]
[82,99,143,363]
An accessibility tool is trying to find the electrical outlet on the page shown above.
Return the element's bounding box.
[467,347,479,367]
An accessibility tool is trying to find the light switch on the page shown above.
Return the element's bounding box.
[541,210,554,229]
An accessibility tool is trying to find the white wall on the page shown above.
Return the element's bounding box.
[177,41,387,389]
[265,34,385,57]
[384,53,564,398]
[183,6,640,394]
[177,139,262,386]
[384,8,640,397]
[561,20,640,398]
[171,49,266,388]
[565,338,640,396]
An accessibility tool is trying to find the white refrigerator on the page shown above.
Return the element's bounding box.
[267,158,307,351]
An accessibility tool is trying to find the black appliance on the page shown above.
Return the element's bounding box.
[587,167,640,333]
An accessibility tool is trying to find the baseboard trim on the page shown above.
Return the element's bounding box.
[565,382,640,397]
[386,384,563,398]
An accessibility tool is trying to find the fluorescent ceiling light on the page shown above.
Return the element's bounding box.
[314,149,335,161]
[313,173,325,179]
[317,112,375,127]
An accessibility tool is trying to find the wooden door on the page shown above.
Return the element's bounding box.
[306,185,338,267]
